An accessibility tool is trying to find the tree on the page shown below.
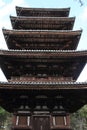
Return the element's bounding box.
[71,105,87,130]
[73,0,84,6]
[0,107,12,128]
[79,0,83,6]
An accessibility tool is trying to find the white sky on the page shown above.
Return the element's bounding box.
[0,0,87,82]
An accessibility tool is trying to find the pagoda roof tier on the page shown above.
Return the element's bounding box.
[0,50,87,80]
[3,29,82,50]
[16,6,70,17]
[0,81,87,113]
[10,16,75,30]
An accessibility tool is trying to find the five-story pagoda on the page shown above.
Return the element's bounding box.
[0,6,87,130]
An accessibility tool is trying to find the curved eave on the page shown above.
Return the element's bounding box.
[16,6,70,17]
[3,29,82,36]
[0,81,87,89]
[0,49,87,57]
[2,29,82,50]
[0,49,87,81]
[10,16,75,30]
[0,81,87,113]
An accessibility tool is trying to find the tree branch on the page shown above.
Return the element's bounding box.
[79,0,83,6]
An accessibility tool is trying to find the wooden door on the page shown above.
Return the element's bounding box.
[33,116,50,130]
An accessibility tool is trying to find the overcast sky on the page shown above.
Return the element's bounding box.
[0,0,87,82]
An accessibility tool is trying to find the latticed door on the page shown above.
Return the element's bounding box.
[32,116,50,130]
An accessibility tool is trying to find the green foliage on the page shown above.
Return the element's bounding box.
[79,105,87,118]
[0,107,12,128]
[71,105,87,130]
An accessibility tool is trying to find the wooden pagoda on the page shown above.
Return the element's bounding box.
[0,6,87,130]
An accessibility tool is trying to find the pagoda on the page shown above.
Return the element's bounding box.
[0,6,87,130]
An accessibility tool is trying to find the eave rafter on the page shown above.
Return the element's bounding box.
[16,6,70,17]
[2,29,82,50]
[0,81,87,89]
[0,50,87,80]
[0,49,87,57]
[0,81,87,113]
[10,16,75,30]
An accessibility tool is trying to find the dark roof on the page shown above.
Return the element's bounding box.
[10,16,75,30]
[0,81,87,113]
[0,81,87,89]
[0,49,87,80]
[0,49,87,56]
[16,6,70,17]
[3,29,82,50]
